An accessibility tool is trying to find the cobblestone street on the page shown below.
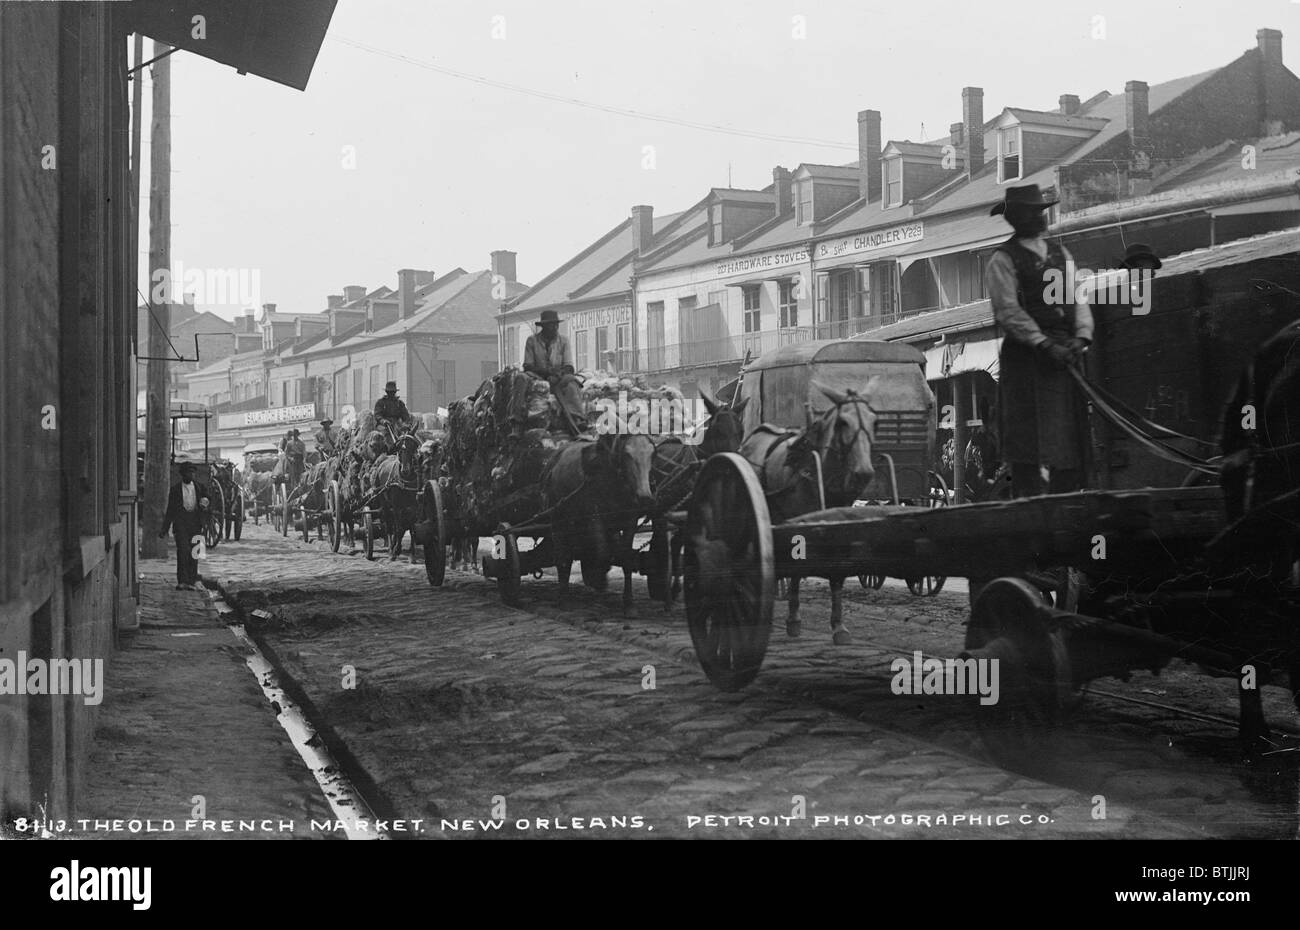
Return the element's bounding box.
[194,521,1300,839]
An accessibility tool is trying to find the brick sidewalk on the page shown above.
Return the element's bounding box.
[73,558,332,839]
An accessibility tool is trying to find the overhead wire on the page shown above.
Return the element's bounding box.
[329,35,858,152]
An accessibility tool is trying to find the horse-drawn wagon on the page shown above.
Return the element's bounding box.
[732,339,950,599]
[241,443,280,526]
[421,368,678,608]
[681,317,1300,771]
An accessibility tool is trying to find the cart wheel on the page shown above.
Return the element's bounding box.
[646,520,671,605]
[423,481,447,587]
[684,452,775,691]
[206,483,224,551]
[327,481,341,552]
[497,532,521,606]
[858,573,886,590]
[364,512,376,560]
[301,501,312,543]
[905,472,949,596]
[961,577,1072,775]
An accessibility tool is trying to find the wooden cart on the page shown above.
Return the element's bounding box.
[683,452,1297,766]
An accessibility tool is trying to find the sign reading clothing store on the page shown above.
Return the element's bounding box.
[566,304,631,331]
[814,222,924,262]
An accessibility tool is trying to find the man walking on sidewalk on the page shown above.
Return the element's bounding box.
[158,460,209,590]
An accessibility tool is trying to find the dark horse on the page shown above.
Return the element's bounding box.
[370,431,422,561]
[738,381,877,644]
[646,390,750,606]
[542,425,656,612]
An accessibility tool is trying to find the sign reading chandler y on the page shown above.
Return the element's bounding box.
[815,222,924,261]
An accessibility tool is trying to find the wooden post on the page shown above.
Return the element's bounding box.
[141,41,171,558]
[952,375,967,504]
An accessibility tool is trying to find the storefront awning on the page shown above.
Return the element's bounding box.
[130,0,337,91]
[923,336,1001,380]
[1209,193,1300,217]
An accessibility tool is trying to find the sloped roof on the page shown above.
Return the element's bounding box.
[1156,132,1300,190]
[898,68,1223,219]
[512,210,687,312]
[409,272,530,336]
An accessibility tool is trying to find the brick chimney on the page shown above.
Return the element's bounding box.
[342,285,366,304]
[413,270,438,287]
[1125,80,1150,146]
[327,294,344,309]
[262,302,276,315]
[490,250,517,283]
[1258,27,1282,62]
[1257,29,1285,134]
[962,87,984,176]
[772,166,792,217]
[857,110,882,202]
[1059,94,1081,116]
[398,268,417,319]
[630,205,654,256]
[949,121,964,148]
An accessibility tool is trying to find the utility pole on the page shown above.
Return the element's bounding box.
[141,41,171,559]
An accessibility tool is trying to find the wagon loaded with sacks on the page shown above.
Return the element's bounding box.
[419,366,703,608]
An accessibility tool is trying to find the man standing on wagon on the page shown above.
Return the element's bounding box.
[985,184,1094,497]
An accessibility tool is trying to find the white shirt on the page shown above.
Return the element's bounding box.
[182,481,196,512]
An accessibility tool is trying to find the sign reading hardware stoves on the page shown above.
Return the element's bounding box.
[714,246,811,280]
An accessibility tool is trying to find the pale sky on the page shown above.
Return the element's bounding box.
[140,0,1296,320]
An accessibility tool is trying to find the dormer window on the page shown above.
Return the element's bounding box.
[883,157,903,208]
[709,204,724,246]
[998,127,1022,182]
[797,181,814,225]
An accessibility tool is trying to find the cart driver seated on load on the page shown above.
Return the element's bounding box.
[374,381,414,450]
[511,309,588,436]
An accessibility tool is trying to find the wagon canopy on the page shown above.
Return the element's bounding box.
[739,339,929,434]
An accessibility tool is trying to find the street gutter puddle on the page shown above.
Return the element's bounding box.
[209,591,387,840]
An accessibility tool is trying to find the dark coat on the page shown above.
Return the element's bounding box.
[995,238,1088,469]
[161,480,208,537]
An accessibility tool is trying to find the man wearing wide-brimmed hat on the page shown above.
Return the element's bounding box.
[985,184,1094,497]
[315,417,340,457]
[511,309,588,435]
